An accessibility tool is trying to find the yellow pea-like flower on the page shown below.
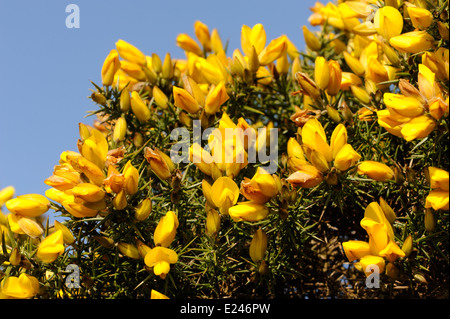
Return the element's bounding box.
[389,30,435,54]
[118,242,141,259]
[5,194,50,218]
[302,25,321,51]
[176,33,203,56]
[154,211,179,247]
[115,39,147,66]
[144,246,178,279]
[241,24,266,57]
[173,86,201,114]
[359,255,385,277]
[258,35,288,66]
[286,165,323,188]
[357,161,394,182]
[204,82,229,115]
[36,230,65,263]
[16,216,44,238]
[342,241,371,262]
[135,198,152,222]
[326,60,342,96]
[333,144,361,171]
[123,160,139,196]
[194,20,211,52]
[144,147,174,181]
[228,201,269,222]
[113,117,127,143]
[152,86,169,109]
[374,6,403,40]
[407,6,433,30]
[71,183,105,203]
[0,186,15,207]
[240,167,279,204]
[0,273,40,299]
[54,220,75,245]
[379,240,405,263]
[210,177,240,215]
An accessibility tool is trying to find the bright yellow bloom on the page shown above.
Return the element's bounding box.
[115,39,147,66]
[0,273,40,299]
[54,220,75,245]
[240,167,279,204]
[173,86,201,114]
[71,183,105,203]
[36,230,65,263]
[374,6,403,40]
[189,143,222,180]
[154,211,179,247]
[334,144,361,171]
[5,194,50,217]
[7,214,43,238]
[194,20,211,52]
[295,72,320,100]
[407,6,433,30]
[144,246,178,279]
[357,161,394,182]
[151,289,170,299]
[384,93,424,117]
[342,241,371,262]
[101,50,121,86]
[389,31,435,54]
[359,255,385,277]
[176,33,203,56]
[210,177,240,215]
[327,60,342,96]
[123,160,139,196]
[241,24,266,57]
[379,240,405,263]
[144,147,174,181]
[204,81,229,115]
[228,201,269,222]
[425,167,449,210]
[314,56,329,90]
[302,25,321,51]
[130,91,151,123]
[0,186,14,207]
[258,35,288,65]
[152,86,169,109]
[286,165,323,188]
[249,228,267,263]
[80,127,109,170]
[135,198,152,222]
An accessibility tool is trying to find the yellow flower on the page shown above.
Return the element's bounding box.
[359,255,385,277]
[189,143,222,180]
[0,186,15,207]
[154,211,179,247]
[286,165,323,188]
[130,91,151,123]
[123,160,139,196]
[210,177,240,215]
[342,241,371,262]
[314,56,329,90]
[144,246,178,279]
[0,273,40,299]
[176,33,203,56]
[151,289,170,299]
[302,25,321,51]
[205,208,221,237]
[241,24,266,57]
[5,194,50,217]
[173,86,201,114]
[379,240,405,263]
[249,228,267,263]
[7,214,43,238]
[79,128,109,170]
[115,39,146,66]
[240,167,279,204]
[407,6,433,30]
[144,147,174,181]
[71,183,105,203]
[374,6,403,40]
[118,242,141,259]
[295,72,321,100]
[135,198,152,222]
[228,201,269,222]
[343,52,364,76]
[101,49,121,86]
[258,35,288,66]
[36,230,65,263]
[204,81,229,115]
[334,144,361,171]
[194,20,211,52]
[389,31,435,54]
[401,235,413,257]
[425,167,449,211]
[54,220,75,245]
[357,161,394,182]
[327,60,342,96]
[152,86,169,109]
[113,116,127,143]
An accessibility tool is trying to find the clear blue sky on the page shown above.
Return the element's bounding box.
[0,0,316,221]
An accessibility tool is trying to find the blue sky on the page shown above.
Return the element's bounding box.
[0,0,316,219]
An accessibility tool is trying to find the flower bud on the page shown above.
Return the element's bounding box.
[54,220,75,245]
[424,208,436,232]
[0,186,15,206]
[176,33,203,56]
[314,56,330,90]
[113,116,127,143]
[357,161,394,182]
[205,208,221,237]
[154,211,179,247]
[118,242,141,259]
[152,86,169,109]
[327,60,342,96]
[249,229,267,263]
[194,20,211,52]
[173,86,201,114]
[135,198,152,222]
[407,7,433,30]
[101,49,121,86]
[119,87,130,113]
[228,201,269,222]
[123,160,139,195]
[161,53,174,80]
[389,31,435,54]
[130,91,151,123]
[9,247,21,266]
[302,26,321,51]
[116,39,146,66]
[144,147,174,181]
[205,82,229,115]
[401,235,413,258]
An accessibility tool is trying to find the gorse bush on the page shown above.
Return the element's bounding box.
[0,0,448,299]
